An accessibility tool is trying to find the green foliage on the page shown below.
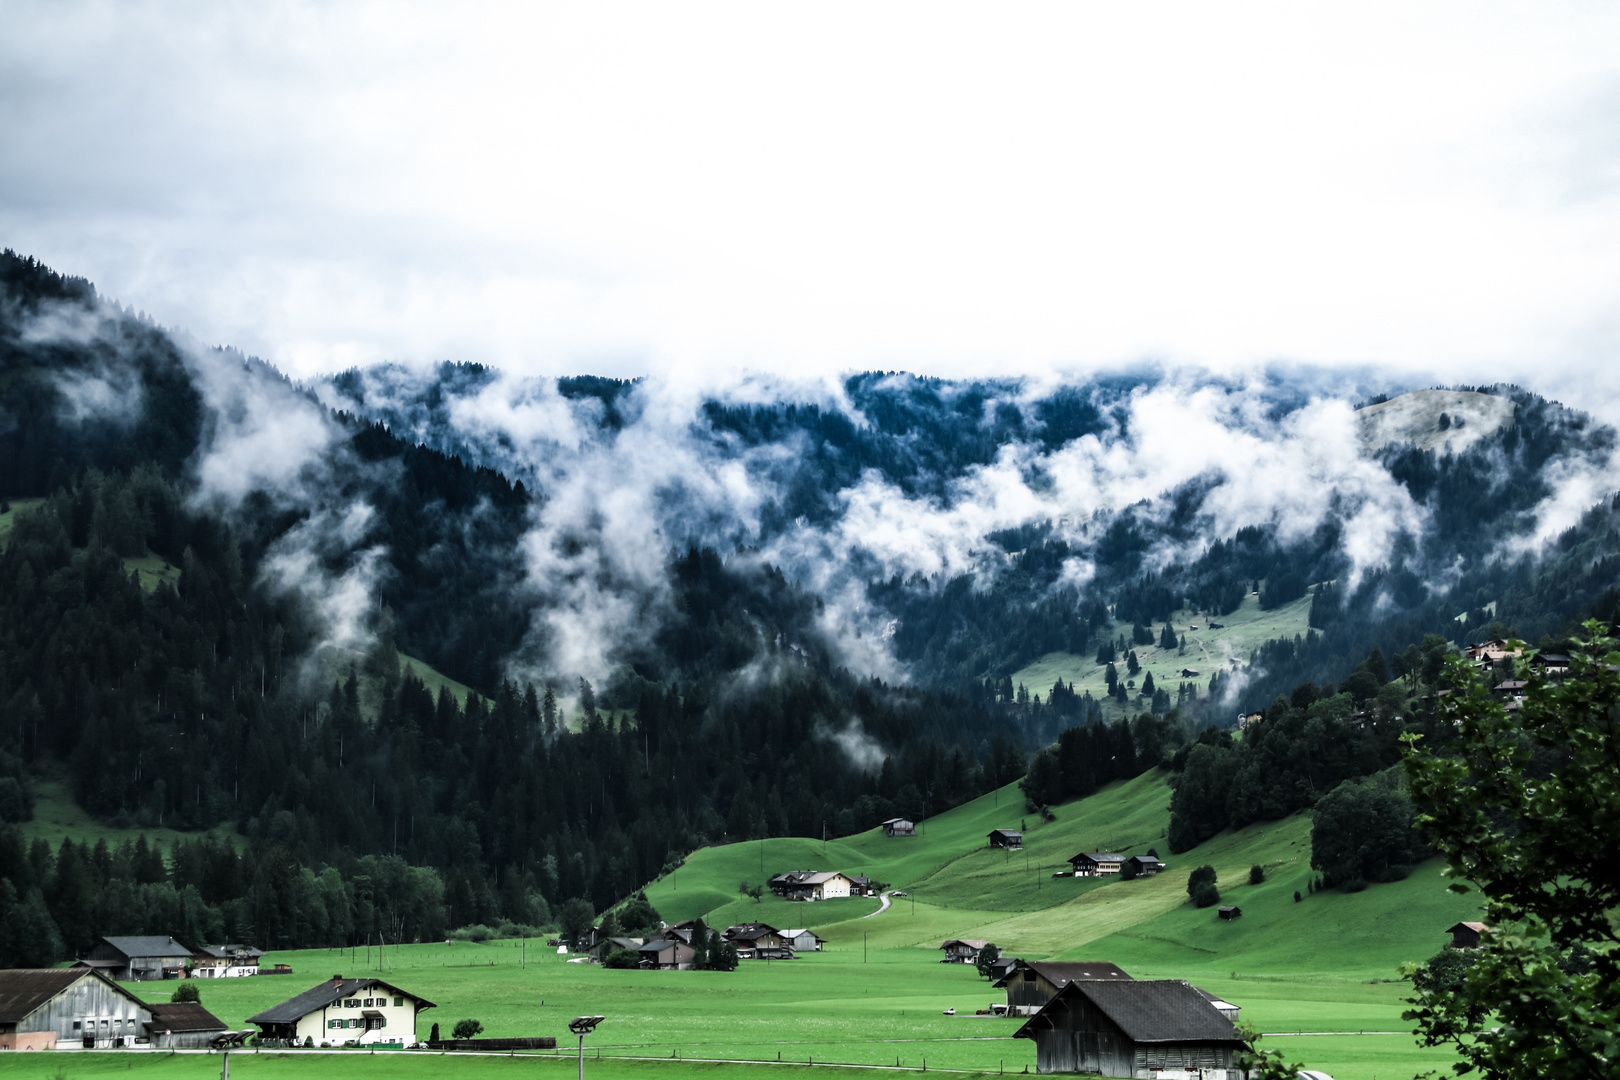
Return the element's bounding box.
[602,948,641,969]
[1190,881,1220,908]
[1248,864,1264,885]
[1401,624,1620,1079]
[170,981,201,1003]
[1187,864,1216,896]
[974,942,1001,978]
[451,1018,484,1040]
[1310,772,1428,889]
[559,899,596,947]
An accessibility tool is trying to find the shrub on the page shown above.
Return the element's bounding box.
[1191,881,1221,908]
[1248,865,1265,885]
[452,1019,484,1040]
[170,982,201,1003]
[1186,865,1217,896]
[603,948,640,969]
[1293,890,1302,903]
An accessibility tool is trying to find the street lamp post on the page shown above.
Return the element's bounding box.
[570,1015,606,1080]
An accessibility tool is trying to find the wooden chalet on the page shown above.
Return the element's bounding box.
[1012,979,1246,1077]
[1069,852,1126,877]
[246,975,434,1047]
[848,875,880,897]
[939,939,990,964]
[589,936,645,963]
[78,935,195,981]
[988,829,1024,850]
[881,817,916,837]
[637,939,695,969]
[994,961,1133,1016]
[1123,855,1164,876]
[723,923,793,959]
[1217,906,1242,921]
[769,870,853,901]
[0,968,152,1051]
[191,943,264,978]
[1448,921,1490,949]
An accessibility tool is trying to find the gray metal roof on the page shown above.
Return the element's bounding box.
[246,978,434,1026]
[1014,980,1243,1045]
[994,960,1133,989]
[97,935,196,960]
[196,943,265,960]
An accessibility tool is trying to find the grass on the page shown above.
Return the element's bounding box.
[19,775,243,853]
[1009,590,1315,719]
[123,550,182,592]
[398,655,484,711]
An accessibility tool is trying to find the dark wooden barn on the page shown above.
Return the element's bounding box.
[993,960,1133,1016]
[1447,921,1489,949]
[988,829,1024,850]
[1012,979,1246,1077]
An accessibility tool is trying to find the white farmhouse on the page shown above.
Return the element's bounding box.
[246,975,434,1047]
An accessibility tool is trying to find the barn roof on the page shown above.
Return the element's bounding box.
[147,1002,229,1033]
[993,960,1133,988]
[1069,852,1126,863]
[246,977,434,1026]
[97,935,195,959]
[1447,921,1490,934]
[0,969,105,1024]
[941,939,989,950]
[1014,980,1243,1045]
[195,943,265,960]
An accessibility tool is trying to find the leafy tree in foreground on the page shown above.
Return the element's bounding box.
[452,1019,484,1040]
[1401,623,1620,1080]
[975,942,1001,978]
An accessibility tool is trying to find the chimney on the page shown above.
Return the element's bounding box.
[332,974,344,985]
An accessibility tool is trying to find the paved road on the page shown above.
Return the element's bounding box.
[864,890,894,917]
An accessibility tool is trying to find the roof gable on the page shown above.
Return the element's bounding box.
[0,968,147,1024]
[97,935,195,959]
[1015,980,1242,1044]
[247,977,435,1025]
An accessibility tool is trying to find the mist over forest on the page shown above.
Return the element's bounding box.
[4,248,1620,959]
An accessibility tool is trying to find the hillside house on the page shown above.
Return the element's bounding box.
[1012,979,1246,1077]
[985,956,1021,983]
[994,961,1134,1016]
[988,829,1024,850]
[1532,653,1571,674]
[637,940,695,969]
[848,875,880,897]
[1448,921,1490,949]
[1069,852,1125,877]
[781,929,826,953]
[723,923,793,959]
[191,943,264,978]
[0,968,152,1050]
[78,936,195,982]
[146,1001,234,1049]
[770,870,854,901]
[940,939,990,964]
[1217,906,1242,921]
[881,817,915,837]
[1466,640,1521,666]
[1123,855,1164,876]
[246,975,435,1047]
[1179,668,1199,678]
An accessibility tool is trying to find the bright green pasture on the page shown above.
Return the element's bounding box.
[1009,589,1314,718]
[0,496,44,545]
[20,776,243,852]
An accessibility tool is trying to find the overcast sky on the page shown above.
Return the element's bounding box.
[5,1,1620,401]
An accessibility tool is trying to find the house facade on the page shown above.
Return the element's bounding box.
[940,939,989,964]
[1123,855,1164,876]
[78,935,195,981]
[723,923,793,959]
[1069,853,1126,877]
[1012,979,1246,1078]
[247,976,435,1047]
[881,818,915,837]
[0,968,153,1050]
[1448,921,1490,949]
[191,943,264,978]
[637,940,696,969]
[768,870,854,901]
[988,829,1023,850]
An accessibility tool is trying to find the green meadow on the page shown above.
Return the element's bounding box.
[1009,590,1315,719]
[3,770,1478,1080]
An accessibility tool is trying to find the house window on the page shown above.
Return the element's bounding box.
[72,1021,81,1031]
[328,1020,338,1029]
[394,997,404,1007]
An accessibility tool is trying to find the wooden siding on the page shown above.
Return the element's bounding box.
[16,975,151,1048]
[1025,992,1238,1078]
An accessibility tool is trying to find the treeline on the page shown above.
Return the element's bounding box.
[1018,711,1193,811]
[0,825,451,966]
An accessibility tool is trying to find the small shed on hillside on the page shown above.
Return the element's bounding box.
[1123,855,1164,876]
[637,939,695,970]
[1448,921,1490,949]
[1012,979,1246,1077]
[882,818,916,837]
[781,929,826,953]
[1217,906,1242,921]
[988,829,1024,850]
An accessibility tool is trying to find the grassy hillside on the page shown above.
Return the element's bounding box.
[1010,590,1314,719]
